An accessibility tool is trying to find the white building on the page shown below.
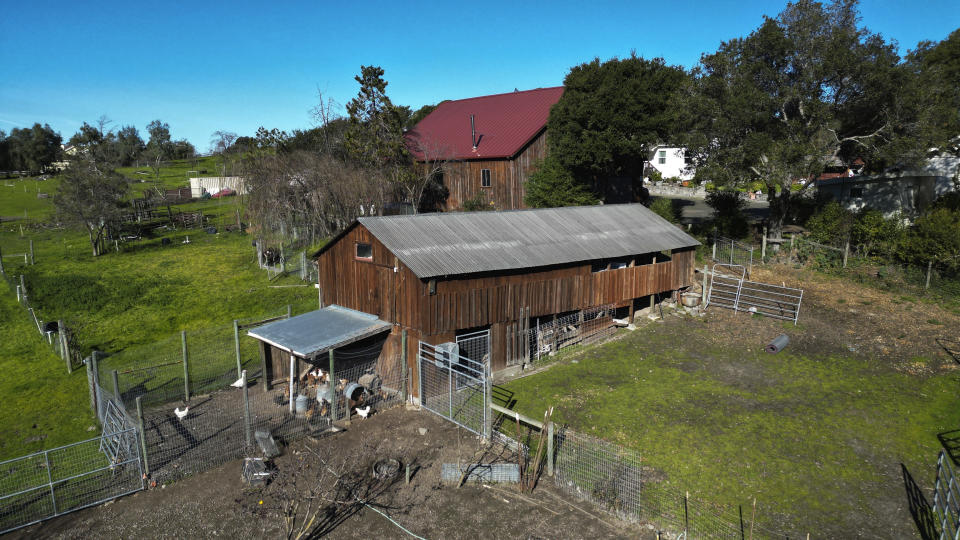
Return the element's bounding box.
[817,156,958,218]
[189,176,247,198]
[646,146,694,181]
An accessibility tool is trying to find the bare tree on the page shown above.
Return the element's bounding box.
[402,135,454,213]
[53,158,128,256]
[210,130,238,176]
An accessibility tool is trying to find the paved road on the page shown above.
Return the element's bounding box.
[649,195,770,225]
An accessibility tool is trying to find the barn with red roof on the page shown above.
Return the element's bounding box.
[405,87,563,210]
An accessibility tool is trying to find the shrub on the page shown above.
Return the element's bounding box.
[897,207,960,271]
[805,201,854,246]
[524,157,598,208]
[461,192,494,212]
[705,190,748,238]
[649,197,681,223]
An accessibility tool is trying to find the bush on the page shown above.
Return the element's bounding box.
[898,207,960,271]
[649,197,681,223]
[705,190,748,238]
[805,201,854,245]
[461,191,494,212]
[851,209,902,258]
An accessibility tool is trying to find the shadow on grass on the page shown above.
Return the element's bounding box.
[938,430,960,468]
[902,463,939,540]
[937,338,960,364]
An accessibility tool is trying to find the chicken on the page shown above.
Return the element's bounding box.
[174,406,189,420]
[230,377,245,388]
[355,405,372,419]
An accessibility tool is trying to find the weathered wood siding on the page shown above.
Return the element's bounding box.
[318,225,695,377]
[433,129,547,210]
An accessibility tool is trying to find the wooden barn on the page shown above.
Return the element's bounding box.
[405,87,563,210]
[314,204,700,390]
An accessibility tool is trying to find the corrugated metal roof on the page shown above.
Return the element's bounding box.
[405,87,564,161]
[357,204,700,279]
[247,305,391,358]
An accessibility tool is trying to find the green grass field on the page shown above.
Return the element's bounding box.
[501,317,959,537]
[0,158,320,460]
[0,176,61,220]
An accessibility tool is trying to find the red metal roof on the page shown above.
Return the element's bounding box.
[406,86,564,161]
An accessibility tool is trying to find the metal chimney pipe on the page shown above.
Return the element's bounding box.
[470,114,476,150]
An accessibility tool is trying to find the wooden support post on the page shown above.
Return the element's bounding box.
[111,370,120,400]
[401,330,408,403]
[181,330,190,402]
[328,349,338,422]
[29,239,34,265]
[761,227,767,261]
[136,396,150,476]
[547,421,555,477]
[843,239,850,268]
[260,341,269,394]
[926,260,933,290]
[628,299,635,325]
[233,320,242,378]
[241,370,252,449]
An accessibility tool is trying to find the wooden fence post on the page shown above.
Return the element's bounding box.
[112,370,120,400]
[547,421,555,477]
[761,227,768,261]
[701,265,708,306]
[29,239,34,265]
[0,246,4,274]
[286,304,292,319]
[135,396,150,476]
[926,260,933,290]
[86,357,97,414]
[401,329,408,403]
[181,330,190,402]
[233,320,242,378]
[843,239,850,268]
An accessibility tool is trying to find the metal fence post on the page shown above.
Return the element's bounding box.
[328,349,338,422]
[44,450,57,515]
[729,238,734,265]
[761,227,767,261]
[59,320,71,374]
[242,370,252,449]
[181,330,190,402]
[417,343,423,408]
[401,330,408,403]
[712,237,717,260]
[85,358,97,414]
[701,265,708,306]
[136,396,150,476]
[233,320,242,378]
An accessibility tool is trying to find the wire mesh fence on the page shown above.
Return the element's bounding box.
[0,383,144,535]
[487,420,798,540]
[712,235,755,275]
[418,339,490,437]
[515,305,618,367]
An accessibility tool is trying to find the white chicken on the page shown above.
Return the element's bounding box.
[174,406,189,420]
[230,377,245,388]
[355,405,372,419]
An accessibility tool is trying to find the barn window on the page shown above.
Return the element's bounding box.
[355,243,372,260]
[609,260,628,270]
[658,150,667,165]
[481,169,491,188]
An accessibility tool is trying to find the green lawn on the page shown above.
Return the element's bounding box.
[0,176,60,220]
[0,158,320,460]
[501,317,959,537]
[0,277,95,460]
[116,155,222,197]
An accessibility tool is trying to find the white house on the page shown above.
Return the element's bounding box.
[817,156,958,218]
[646,146,694,181]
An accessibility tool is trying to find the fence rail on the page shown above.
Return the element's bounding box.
[934,450,960,540]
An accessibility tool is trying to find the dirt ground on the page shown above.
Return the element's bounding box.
[12,407,653,540]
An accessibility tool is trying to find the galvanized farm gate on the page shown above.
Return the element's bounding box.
[934,450,960,540]
[0,386,144,534]
[712,235,754,276]
[706,264,803,324]
[418,331,491,438]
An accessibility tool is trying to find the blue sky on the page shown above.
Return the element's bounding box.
[1,0,957,151]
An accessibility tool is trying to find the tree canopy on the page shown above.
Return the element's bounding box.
[681,0,943,235]
[53,158,129,256]
[547,54,688,184]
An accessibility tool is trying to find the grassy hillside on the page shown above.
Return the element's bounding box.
[0,277,95,459]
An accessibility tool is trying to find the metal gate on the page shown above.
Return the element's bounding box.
[712,235,754,275]
[934,450,960,540]
[0,385,144,534]
[418,332,490,437]
[706,264,803,324]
